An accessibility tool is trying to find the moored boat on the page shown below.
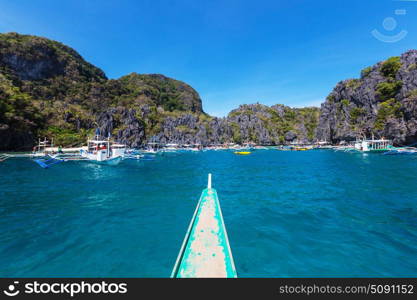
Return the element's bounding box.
[31,137,53,158]
[80,132,126,164]
[354,139,393,153]
[234,151,251,155]
[161,143,179,153]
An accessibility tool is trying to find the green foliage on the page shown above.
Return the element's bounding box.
[407,89,417,98]
[346,79,361,90]
[380,56,402,78]
[407,63,417,72]
[117,73,200,112]
[283,109,296,122]
[326,95,336,104]
[374,99,402,131]
[349,107,366,124]
[175,125,196,134]
[361,66,372,77]
[0,32,106,82]
[198,113,214,123]
[376,81,402,101]
[248,127,258,143]
[42,126,90,147]
[230,122,242,144]
[341,99,350,107]
[163,97,185,111]
[0,75,44,149]
[228,110,241,118]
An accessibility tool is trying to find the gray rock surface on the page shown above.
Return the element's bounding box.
[316,50,417,145]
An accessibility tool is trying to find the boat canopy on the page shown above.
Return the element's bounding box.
[88,140,110,144]
[111,143,126,148]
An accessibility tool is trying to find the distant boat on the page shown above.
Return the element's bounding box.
[384,147,417,155]
[354,139,393,153]
[276,146,292,151]
[31,137,53,158]
[171,174,237,278]
[294,147,309,151]
[161,143,179,153]
[80,138,126,164]
[234,151,251,155]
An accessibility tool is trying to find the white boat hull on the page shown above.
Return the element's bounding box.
[80,149,123,165]
[90,156,123,165]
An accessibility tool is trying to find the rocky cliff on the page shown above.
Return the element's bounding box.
[146,104,319,146]
[0,33,203,150]
[0,32,320,150]
[3,32,416,150]
[316,50,417,145]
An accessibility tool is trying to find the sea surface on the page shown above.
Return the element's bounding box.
[0,150,416,277]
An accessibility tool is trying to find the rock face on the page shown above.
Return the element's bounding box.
[317,50,417,145]
[0,32,106,82]
[97,108,146,148]
[0,32,204,150]
[147,104,320,146]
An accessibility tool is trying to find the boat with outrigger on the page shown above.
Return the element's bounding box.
[31,137,54,158]
[79,129,126,165]
[329,138,394,153]
[353,138,394,153]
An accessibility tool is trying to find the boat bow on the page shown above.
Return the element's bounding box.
[171,174,237,278]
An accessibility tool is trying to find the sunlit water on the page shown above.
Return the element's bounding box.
[0,150,416,277]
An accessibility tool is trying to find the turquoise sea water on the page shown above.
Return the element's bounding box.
[0,150,416,277]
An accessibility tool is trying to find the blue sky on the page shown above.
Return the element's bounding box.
[1,0,417,116]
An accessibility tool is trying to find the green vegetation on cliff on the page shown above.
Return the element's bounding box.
[376,81,402,101]
[374,99,402,131]
[0,74,44,150]
[226,104,320,144]
[380,56,402,78]
[1,32,322,149]
[0,32,204,150]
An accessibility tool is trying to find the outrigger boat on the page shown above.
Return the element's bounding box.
[171,174,237,278]
[354,138,393,153]
[142,142,161,154]
[162,143,179,153]
[31,137,53,157]
[80,140,125,165]
[79,130,126,165]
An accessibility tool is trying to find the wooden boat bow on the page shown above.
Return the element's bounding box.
[171,174,237,278]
